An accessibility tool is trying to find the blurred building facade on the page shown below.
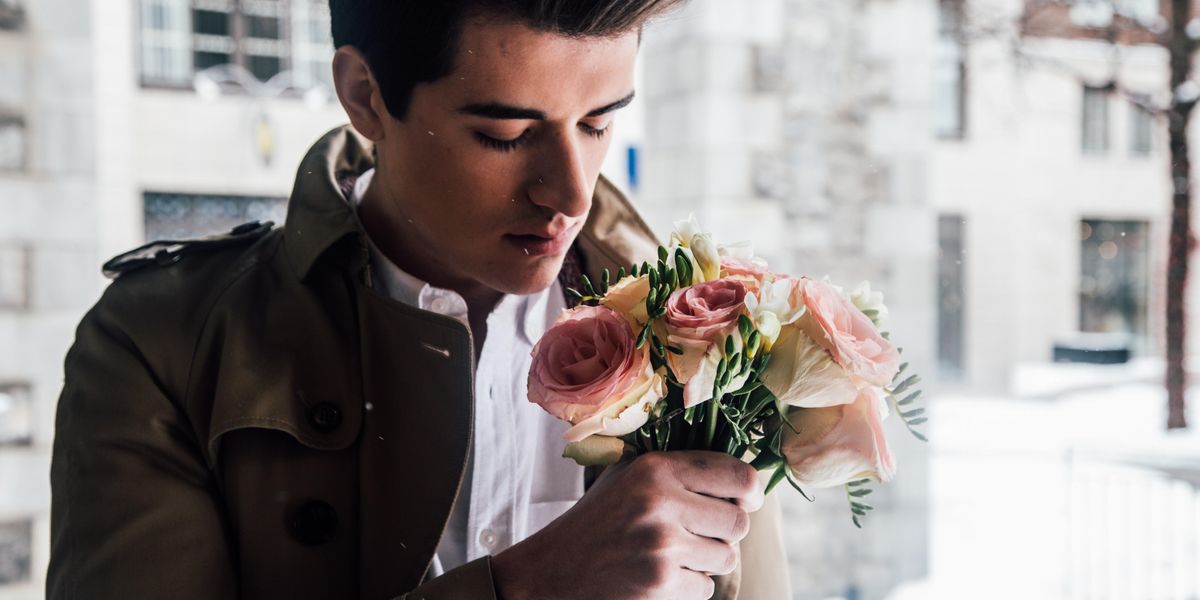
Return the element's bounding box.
[640,1,938,598]
[0,0,350,595]
[1,0,1197,598]
[932,0,1183,390]
[639,0,1193,598]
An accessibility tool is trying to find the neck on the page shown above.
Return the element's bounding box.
[358,179,503,354]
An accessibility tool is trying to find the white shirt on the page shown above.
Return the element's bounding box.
[349,169,584,576]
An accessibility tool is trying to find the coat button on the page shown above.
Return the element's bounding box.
[309,402,342,433]
[287,500,338,546]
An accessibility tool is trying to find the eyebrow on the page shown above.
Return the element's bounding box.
[457,90,636,120]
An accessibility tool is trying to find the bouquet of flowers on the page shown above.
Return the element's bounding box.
[527,217,926,525]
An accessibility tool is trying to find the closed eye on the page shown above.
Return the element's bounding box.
[474,130,531,153]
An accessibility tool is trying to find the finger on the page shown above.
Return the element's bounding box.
[667,451,764,511]
[679,494,751,543]
[675,535,739,576]
[662,568,717,600]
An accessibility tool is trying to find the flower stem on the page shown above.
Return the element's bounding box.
[704,398,719,448]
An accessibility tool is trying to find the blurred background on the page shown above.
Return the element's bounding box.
[1,0,1198,598]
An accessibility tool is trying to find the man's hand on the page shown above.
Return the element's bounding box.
[491,451,764,600]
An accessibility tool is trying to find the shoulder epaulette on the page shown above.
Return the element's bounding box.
[102,220,275,280]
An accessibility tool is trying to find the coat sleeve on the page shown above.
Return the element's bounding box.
[733,491,793,599]
[47,302,238,599]
[393,557,498,599]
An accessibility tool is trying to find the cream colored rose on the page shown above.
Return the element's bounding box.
[600,274,651,329]
[760,325,858,409]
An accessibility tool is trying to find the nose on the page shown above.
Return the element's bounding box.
[527,130,592,220]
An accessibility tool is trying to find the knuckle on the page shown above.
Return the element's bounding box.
[729,507,751,541]
[718,543,738,574]
[732,463,757,495]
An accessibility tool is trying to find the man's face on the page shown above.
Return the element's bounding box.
[367,17,639,296]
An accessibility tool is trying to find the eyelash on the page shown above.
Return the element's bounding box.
[475,122,611,153]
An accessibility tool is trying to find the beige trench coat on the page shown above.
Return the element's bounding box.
[48,126,791,599]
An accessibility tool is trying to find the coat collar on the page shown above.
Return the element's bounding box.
[282,125,660,285]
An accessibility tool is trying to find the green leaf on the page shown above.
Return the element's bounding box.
[648,267,659,289]
[566,287,584,302]
[657,259,669,284]
[851,506,867,516]
[658,245,669,264]
[601,268,610,294]
[847,478,872,487]
[909,429,929,442]
[848,488,873,497]
[667,344,684,355]
[851,502,874,511]
[646,286,658,309]
[897,390,921,406]
[852,515,863,529]
[896,362,909,375]
[581,275,596,297]
[900,407,925,419]
[765,466,788,495]
[616,266,626,281]
[862,309,879,319]
[784,473,814,501]
[890,374,920,395]
[881,331,891,340]
[907,417,928,426]
[725,335,735,356]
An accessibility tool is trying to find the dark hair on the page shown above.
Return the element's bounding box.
[329,0,684,119]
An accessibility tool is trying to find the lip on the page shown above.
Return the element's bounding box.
[504,223,577,257]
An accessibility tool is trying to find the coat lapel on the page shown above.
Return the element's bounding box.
[354,281,475,597]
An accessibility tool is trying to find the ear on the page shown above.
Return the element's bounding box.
[332,46,387,141]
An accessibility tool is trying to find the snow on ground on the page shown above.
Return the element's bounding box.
[891,359,1200,600]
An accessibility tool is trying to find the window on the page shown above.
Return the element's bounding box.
[0,0,23,30]
[1129,101,1154,156]
[144,191,286,241]
[1069,0,1159,28]
[140,0,192,85]
[0,115,25,171]
[0,382,32,447]
[1081,85,1109,155]
[1079,219,1149,341]
[934,0,967,139]
[0,519,32,586]
[937,215,966,379]
[0,245,29,310]
[138,0,333,90]
[290,0,333,89]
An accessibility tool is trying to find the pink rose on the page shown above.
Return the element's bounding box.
[797,278,901,388]
[529,305,664,442]
[719,256,774,295]
[781,388,896,488]
[660,279,750,408]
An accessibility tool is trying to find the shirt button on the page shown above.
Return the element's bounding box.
[478,528,497,550]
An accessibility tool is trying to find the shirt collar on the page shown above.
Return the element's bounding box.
[348,167,555,343]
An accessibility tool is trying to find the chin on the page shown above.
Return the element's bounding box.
[483,261,563,296]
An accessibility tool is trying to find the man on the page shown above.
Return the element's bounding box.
[48,1,790,598]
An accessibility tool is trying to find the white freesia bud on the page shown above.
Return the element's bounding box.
[669,214,721,283]
[850,281,888,325]
[744,278,806,349]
